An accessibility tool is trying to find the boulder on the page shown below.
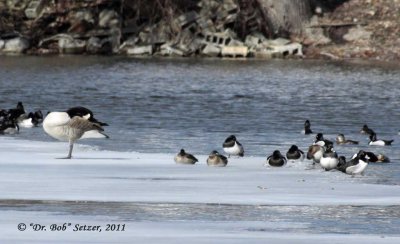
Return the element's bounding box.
[201,43,221,57]
[58,37,86,54]
[343,26,372,42]
[126,45,153,55]
[86,37,102,54]
[3,37,29,53]
[99,10,119,28]
[25,0,47,19]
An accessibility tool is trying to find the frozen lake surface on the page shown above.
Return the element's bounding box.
[1,57,400,242]
[0,137,400,243]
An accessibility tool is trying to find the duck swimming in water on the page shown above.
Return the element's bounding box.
[360,124,375,136]
[368,133,393,146]
[314,133,333,147]
[336,134,359,145]
[302,120,313,135]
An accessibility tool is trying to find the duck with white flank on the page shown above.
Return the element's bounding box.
[17,110,44,128]
[369,132,393,146]
[222,135,244,157]
[6,102,25,122]
[174,149,198,165]
[43,106,109,159]
[207,150,228,167]
[302,120,313,135]
[319,144,338,171]
[314,133,333,147]
[307,144,325,164]
[266,150,287,167]
[360,124,375,136]
[286,145,305,162]
[336,134,359,145]
[337,150,368,175]
[0,119,19,135]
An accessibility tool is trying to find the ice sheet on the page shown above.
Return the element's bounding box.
[1,137,400,243]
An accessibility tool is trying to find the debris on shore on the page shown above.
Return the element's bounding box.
[0,0,398,61]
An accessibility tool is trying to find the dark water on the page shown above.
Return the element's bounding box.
[0,56,399,185]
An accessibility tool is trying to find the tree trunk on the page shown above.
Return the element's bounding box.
[257,0,312,38]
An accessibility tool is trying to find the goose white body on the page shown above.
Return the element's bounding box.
[43,109,108,159]
[43,112,74,142]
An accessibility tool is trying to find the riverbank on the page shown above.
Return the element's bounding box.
[1,0,399,62]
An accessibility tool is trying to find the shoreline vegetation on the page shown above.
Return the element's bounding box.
[0,0,399,62]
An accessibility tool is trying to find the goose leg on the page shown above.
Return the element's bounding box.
[58,142,73,159]
[67,142,74,159]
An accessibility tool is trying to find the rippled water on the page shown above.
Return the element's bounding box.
[0,56,399,185]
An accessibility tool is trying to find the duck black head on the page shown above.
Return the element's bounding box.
[288,145,298,153]
[338,156,346,166]
[316,133,324,141]
[272,150,282,158]
[226,135,236,142]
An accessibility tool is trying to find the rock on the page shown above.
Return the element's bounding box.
[201,43,221,57]
[245,35,262,48]
[72,10,95,24]
[3,37,29,53]
[99,10,119,28]
[343,26,372,42]
[126,45,153,55]
[58,36,86,54]
[86,37,102,54]
[159,43,185,57]
[6,0,29,10]
[25,0,47,19]
[119,36,139,51]
[177,11,199,28]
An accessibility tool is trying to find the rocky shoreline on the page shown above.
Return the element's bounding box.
[0,0,398,62]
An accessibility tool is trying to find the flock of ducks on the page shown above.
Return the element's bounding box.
[1,102,108,159]
[0,102,43,134]
[0,103,396,175]
[174,120,395,176]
